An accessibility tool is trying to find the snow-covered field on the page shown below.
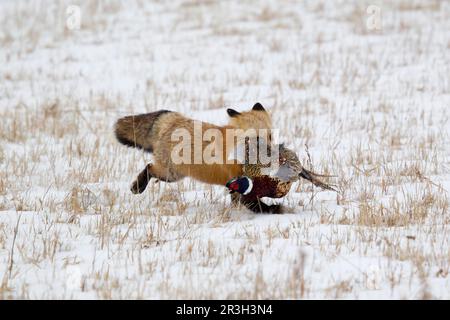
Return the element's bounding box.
[1,0,449,299]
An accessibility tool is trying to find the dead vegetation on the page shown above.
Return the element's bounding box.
[0,0,449,299]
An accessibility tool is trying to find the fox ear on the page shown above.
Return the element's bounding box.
[227,108,241,117]
[252,102,266,112]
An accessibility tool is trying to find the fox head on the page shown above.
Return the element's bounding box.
[226,102,272,135]
[226,103,274,163]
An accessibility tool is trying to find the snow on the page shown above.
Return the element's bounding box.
[0,0,449,299]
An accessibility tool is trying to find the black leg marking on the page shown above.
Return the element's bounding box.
[131,164,153,194]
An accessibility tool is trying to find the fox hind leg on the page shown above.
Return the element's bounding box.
[131,164,154,194]
[130,163,181,194]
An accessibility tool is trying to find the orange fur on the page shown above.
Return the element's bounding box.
[115,103,272,191]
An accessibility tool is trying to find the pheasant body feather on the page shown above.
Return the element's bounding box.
[228,141,336,213]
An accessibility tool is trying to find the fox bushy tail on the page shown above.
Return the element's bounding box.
[114,110,170,152]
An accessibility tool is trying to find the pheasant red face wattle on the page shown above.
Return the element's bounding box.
[226,180,239,192]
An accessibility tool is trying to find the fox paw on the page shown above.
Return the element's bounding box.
[130,180,147,194]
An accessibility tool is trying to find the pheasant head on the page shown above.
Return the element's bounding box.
[226,176,253,195]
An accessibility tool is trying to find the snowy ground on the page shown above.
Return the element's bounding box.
[0,0,450,299]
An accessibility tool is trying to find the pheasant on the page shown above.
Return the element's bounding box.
[226,143,336,213]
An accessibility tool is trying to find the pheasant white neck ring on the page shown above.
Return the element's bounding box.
[242,177,253,195]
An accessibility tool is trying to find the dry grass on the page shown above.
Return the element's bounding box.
[0,0,449,299]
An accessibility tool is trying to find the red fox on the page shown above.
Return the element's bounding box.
[115,103,272,194]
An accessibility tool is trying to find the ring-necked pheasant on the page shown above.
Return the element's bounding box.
[226,143,336,213]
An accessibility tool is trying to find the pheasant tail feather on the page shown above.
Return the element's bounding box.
[299,168,337,192]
